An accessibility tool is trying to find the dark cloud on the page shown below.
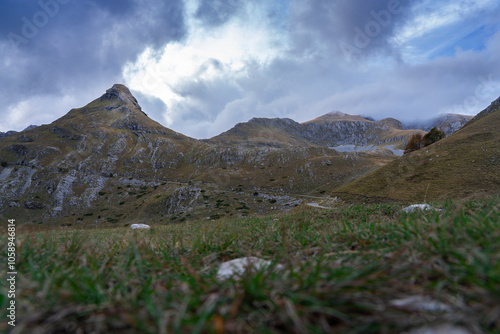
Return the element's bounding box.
[195,0,243,27]
[0,0,186,130]
[1,0,499,138]
[288,0,414,61]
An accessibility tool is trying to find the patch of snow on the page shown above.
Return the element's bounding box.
[131,224,150,229]
[216,257,284,281]
[402,204,442,213]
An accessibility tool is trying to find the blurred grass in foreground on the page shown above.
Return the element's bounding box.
[1,197,499,333]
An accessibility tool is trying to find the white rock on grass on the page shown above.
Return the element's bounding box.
[390,295,451,312]
[402,204,442,213]
[391,297,472,334]
[216,257,284,281]
[405,323,471,334]
[130,224,151,229]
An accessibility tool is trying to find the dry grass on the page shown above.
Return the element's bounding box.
[334,109,500,203]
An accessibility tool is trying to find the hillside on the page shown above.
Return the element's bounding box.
[207,117,317,148]
[333,97,500,202]
[0,85,393,227]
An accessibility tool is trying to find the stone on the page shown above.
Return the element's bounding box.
[24,200,45,210]
[402,204,441,213]
[216,257,284,281]
[390,295,450,312]
[405,323,471,334]
[130,224,150,229]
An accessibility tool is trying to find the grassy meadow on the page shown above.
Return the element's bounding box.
[1,196,499,333]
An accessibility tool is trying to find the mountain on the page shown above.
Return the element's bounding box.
[209,111,425,156]
[0,84,395,227]
[0,131,17,139]
[301,112,423,155]
[405,113,473,136]
[333,96,500,203]
[1,84,486,227]
[207,117,317,148]
[0,125,38,139]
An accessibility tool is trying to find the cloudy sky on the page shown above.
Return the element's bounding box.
[1,0,500,138]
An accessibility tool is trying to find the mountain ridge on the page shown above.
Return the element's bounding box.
[0,84,395,226]
[0,84,487,228]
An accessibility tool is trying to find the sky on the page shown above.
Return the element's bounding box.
[1,0,500,139]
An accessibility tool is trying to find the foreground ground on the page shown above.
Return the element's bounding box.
[1,196,499,333]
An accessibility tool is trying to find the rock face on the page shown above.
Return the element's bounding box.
[406,113,473,136]
[209,111,425,154]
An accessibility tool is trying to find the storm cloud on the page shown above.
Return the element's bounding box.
[1,0,500,138]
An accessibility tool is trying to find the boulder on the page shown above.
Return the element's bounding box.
[130,224,150,229]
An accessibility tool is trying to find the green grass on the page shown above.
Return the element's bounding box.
[1,197,499,333]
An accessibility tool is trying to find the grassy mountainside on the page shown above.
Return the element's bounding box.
[333,97,500,203]
[207,118,317,148]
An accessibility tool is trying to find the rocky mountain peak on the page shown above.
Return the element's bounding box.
[100,84,143,113]
[325,111,347,117]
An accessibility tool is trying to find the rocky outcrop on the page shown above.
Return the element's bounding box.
[468,96,500,124]
[406,114,473,136]
[164,186,203,214]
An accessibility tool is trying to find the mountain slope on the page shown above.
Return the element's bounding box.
[0,84,394,227]
[333,97,500,202]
